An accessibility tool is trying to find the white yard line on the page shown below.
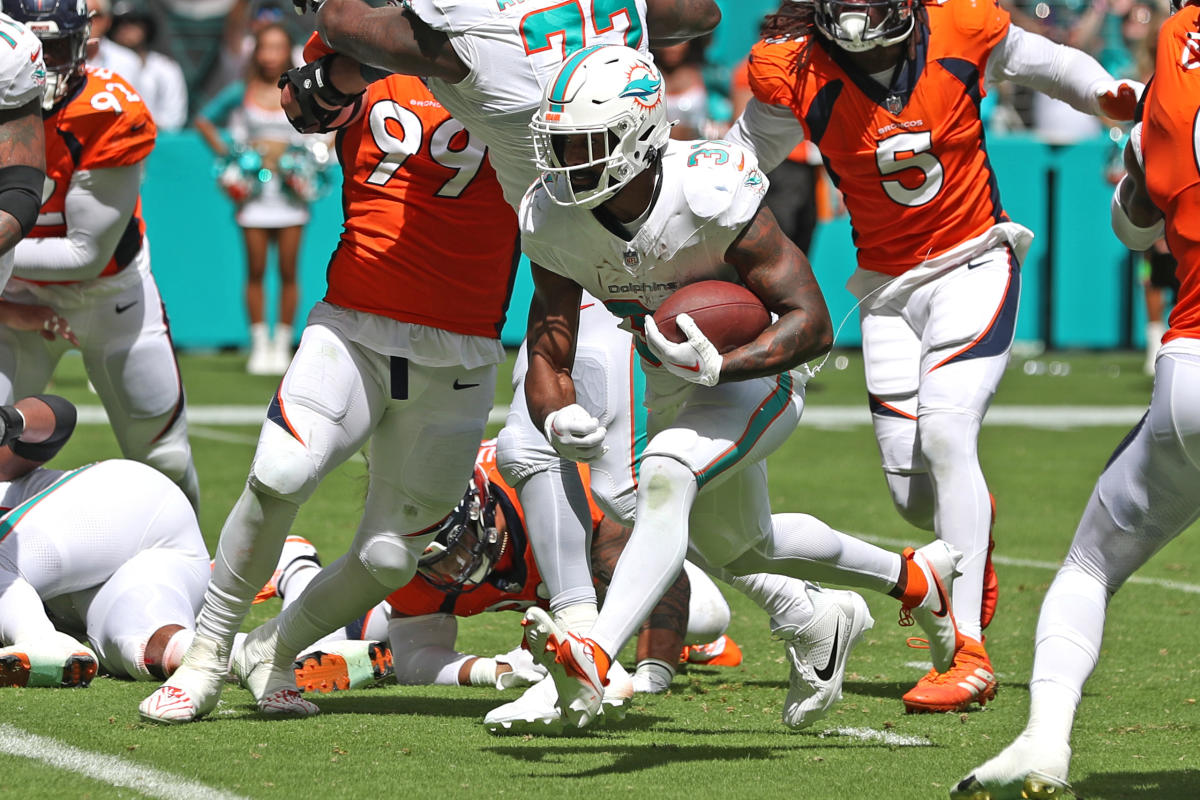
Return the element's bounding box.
[72,405,1148,430]
[819,727,932,747]
[855,533,1200,595]
[0,724,249,800]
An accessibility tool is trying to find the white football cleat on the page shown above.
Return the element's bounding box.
[899,540,964,673]
[598,659,634,724]
[483,674,563,735]
[139,634,227,723]
[232,621,319,717]
[774,588,873,729]
[951,733,1075,799]
[0,632,98,688]
[522,607,608,729]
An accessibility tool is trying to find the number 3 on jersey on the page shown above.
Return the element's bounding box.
[876,131,944,207]
[521,0,643,56]
[366,99,485,198]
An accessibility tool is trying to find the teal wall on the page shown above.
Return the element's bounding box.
[144,131,1144,351]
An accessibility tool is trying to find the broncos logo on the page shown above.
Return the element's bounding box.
[619,64,662,109]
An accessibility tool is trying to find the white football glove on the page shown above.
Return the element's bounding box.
[494,647,546,690]
[643,313,722,387]
[1094,79,1143,121]
[543,404,608,462]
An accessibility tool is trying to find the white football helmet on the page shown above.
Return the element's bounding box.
[812,0,916,53]
[531,45,671,208]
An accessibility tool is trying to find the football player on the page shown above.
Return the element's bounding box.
[283,0,721,208]
[0,395,209,688]
[139,37,522,723]
[0,9,75,342]
[0,0,198,510]
[952,2,1200,796]
[724,0,1143,712]
[517,46,966,731]
[486,295,872,733]
[278,443,738,713]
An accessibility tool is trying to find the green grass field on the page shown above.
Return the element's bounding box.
[1,350,1197,800]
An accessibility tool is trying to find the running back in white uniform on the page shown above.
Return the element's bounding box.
[0,460,209,679]
[520,137,792,568]
[409,0,650,206]
[0,11,45,288]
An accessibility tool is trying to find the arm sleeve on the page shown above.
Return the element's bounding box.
[12,164,142,281]
[724,98,806,174]
[986,23,1112,116]
[197,80,245,126]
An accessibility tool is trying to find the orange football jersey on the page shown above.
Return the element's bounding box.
[304,37,520,338]
[31,66,155,282]
[748,0,1011,275]
[385,445,604,618]
[1142,5,1200,344]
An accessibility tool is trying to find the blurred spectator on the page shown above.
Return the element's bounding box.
[158,0,238,115]
[194,23,311,375]
[109,2,188,131]
[87,0,142,84]
[653,39,711,140]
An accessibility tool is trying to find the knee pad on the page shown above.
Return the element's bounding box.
[496,421,556,487]
[883,469,935,530]
[248,424,321,503]
[358,533,423,591]
[636,452,697,509]
[141,439,193,487]
[917,410,980,470]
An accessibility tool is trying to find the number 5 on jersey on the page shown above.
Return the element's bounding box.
[876,131,944,207]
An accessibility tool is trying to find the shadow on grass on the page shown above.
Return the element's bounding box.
[1075,769,1200,799]
[484,737,932,778]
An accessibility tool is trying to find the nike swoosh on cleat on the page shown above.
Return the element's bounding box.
[452,379,479,390]
[115,300,139,314]
[670,361,701,373]
[814,620,841,682]
[932,582,950,618]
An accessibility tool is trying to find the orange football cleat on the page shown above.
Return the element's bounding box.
[902,636,996,714]
[981,494,999,630]
[679,635,743,667]
[293,641,393,693]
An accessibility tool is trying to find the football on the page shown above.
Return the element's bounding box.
[652,280,770,354]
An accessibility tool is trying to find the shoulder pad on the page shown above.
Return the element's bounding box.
[0,20,46,110]
[406,0,489,34]
[680,141,768,229]
[61,71,155,169]
[938,0,1009,38]
[748,39,803,107]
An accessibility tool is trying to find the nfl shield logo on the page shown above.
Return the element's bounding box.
[623,247,640,268]
[886,95,903,114]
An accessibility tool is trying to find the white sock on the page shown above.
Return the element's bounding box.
[194,486,301,656]
[727,572,815,630]
[726,513,901,595]
[553,602,598,636]
[918,409,990,641]
[515,465,597,612]
[588,457,696,657]
[1024,566,1108,743]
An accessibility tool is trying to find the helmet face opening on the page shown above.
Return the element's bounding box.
[813,0,915,53]
[417,468,503,593]
[531,45,670,209]
[4,0,91,109]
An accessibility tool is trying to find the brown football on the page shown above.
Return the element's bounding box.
[652,280,770,354]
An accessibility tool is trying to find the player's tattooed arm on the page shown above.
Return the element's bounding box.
[0,100,47,259]
[590,517,689,666]
[720,204,833,381]
[644,0,721,45]
[525,264,584,431]
[317,0,467,83]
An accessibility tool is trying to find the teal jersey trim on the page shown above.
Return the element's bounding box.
[693,373,794,490]
[0,464,98,544]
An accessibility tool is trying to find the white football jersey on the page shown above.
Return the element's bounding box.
[408,0,650,207]
[519,138,769,341]
[0,12,45,111]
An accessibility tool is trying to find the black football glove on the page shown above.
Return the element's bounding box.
[291,0,324,14]
[278,55,365,134]
[0,404,25,448]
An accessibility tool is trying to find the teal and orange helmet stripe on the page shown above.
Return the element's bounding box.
[547,44,607,113]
